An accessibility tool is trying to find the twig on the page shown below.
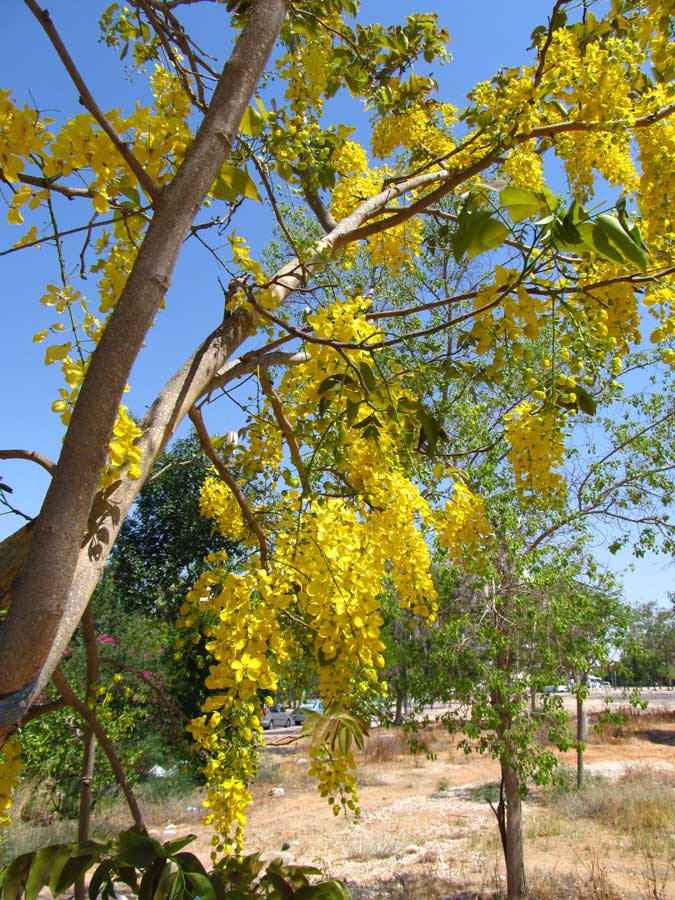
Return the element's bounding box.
[0,206,151,258]
[252,155,302,257]
[2,170,93,200]
[258,370,311,494]
[24,0,159,201]
[188,405,269,567]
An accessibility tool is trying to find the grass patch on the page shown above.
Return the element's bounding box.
[466,781,501,805]
[548,765,675,851]
[363,732,407,764]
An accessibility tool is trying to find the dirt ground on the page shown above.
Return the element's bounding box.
[153,711,675,900]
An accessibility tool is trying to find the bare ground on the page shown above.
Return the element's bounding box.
[150,713,675,900]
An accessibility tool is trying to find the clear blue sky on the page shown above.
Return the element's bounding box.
[1,2,671,607]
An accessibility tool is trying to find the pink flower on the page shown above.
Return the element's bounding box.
[97,634,115,644]
[142,670,152,681]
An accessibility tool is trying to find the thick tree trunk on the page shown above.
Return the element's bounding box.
[0,0,289,735]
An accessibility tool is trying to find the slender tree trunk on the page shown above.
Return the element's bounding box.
[53,669,145,831]
[502,757,527,900]
[0,0,290,736]
[394,687,404,725]
[75,606,99,900]
[576,692,587,789]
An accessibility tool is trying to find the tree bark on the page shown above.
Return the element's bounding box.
[576,690,588,789]
[0,0,289,721]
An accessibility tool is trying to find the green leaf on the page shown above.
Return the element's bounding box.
[1,853,33,900]
[263,872,293,900]
[163,836,197,857]
[186,872,217,900]
[56,844,108,896]
[295,881,352,899]
[358,362,377,393]
[26,846,61,900]
[211,166,260,203]
[89,861,115,900]
[466,217,509,258]
[317,375,347,396]
[573,385,597,416]
[139,860,168,900]
[153,865,178,900]
[239,106,265,138]
[118,184,140,205]
[591,222,625,265]
[499,186,542,223]
[171,852,206,876]
[117,829,165,868]
[595,214,648,272]
[46,845,76,895]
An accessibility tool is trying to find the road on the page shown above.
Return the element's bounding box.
[261,689,675,742]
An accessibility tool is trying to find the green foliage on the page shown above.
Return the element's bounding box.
[618,602,675,685]
[108,435,240,622]
[0,829,351,900]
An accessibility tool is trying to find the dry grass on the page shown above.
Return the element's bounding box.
[550,765,675,851]
[590,705,675,741]
[363,731,408,764]
[0,775,204,865]
[528,860,624,900]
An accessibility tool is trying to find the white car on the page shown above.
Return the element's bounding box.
[294,699,324,726]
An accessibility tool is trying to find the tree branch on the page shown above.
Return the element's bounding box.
[0,449,56,475]
[259,369,311,495]
[53,667,146,830]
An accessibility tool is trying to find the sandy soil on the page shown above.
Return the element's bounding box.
[152,716,675,900]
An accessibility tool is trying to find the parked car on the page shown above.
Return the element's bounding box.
[261,704,292,730]
[294,699,324,726]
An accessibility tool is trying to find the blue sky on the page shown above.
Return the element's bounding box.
[1,2,671,607]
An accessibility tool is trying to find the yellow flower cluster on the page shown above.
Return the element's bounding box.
[102,405,143,485]
[330,140,423,271]
[470,269,546,359]
[370,104,455,160]
[6,69,192,487]
[366,218,424,272]
[280,38,330,115]
[0,89,52,185]
[199,477,246,542]
[183,564,287,854]
[0,739,22,838]
[183,296,440,849]
[504,401,567,500]
[637,118,675,254]
[546,32,640,198]
[330,140,380,221]
[438,482,494,564]
[502,140,544,191]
